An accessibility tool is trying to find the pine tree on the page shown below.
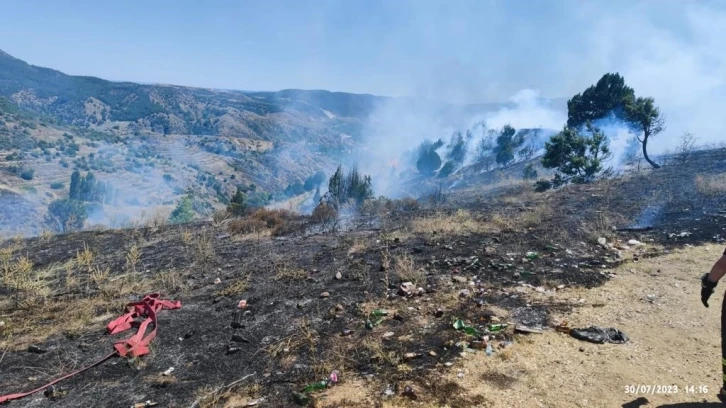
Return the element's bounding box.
[69,170,81,200]
[227,187,247,216]
[169,195,195,224]
[327,166,345,208]
[82,172,97,201]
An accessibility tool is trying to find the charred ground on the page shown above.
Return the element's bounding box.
[1,149,725,407]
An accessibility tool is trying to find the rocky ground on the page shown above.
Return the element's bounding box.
[1,149,725,408]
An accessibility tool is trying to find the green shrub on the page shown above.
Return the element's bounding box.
[20,168,34,180]
[169,195,195,224]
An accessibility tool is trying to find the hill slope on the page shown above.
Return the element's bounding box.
[0,50,400,235]
[0,50,564,236]
[1,148,725,407]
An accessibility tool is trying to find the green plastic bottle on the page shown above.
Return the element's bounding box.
[370,309,389,317]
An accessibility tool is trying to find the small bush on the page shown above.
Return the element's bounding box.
[395,197,420,212]
[523,164,538,180]
[169,195,195,224]
[227,218,267,235]
[46,199,87,232]
[226,208,302,236]
[359,198,390,217]
[438,161,455,178]
[226,187,247,216]
[394,255,425,286]
[252,208,303,236]
[534,179,553,192]
[311,203,338,230]
[20,168,35,180]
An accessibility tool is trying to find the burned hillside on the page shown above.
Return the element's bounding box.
[1,148,725,407]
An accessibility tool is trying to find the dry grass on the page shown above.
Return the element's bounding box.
[90,265,110,288]
[1,255,49,307]
[76,242,95,272]
[215,278,249,297]
[125,243,140,273]
[227,218,267,235]
[273,263,307,282]
[361,338,401,367]
[347,238,368,256]
[192,231,215,266]
[394,254,425,285]
[40,229,53,243]
[409,209,483,235]
[410,206,549,236]
[143,210,168,228]
[519,202,554,228]
[155,270,187,295]
[211,209,230,227]
[695,173,726,197]
[181,229,193,245]
[193,384,227,408]
[582,212,615,244]
[227,208,302,237]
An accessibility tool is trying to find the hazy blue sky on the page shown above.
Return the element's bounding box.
[0,0,724,106]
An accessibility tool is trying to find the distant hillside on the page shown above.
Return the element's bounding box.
[0,49,566,237]
[0,50,401,235]
[0,49,391,142]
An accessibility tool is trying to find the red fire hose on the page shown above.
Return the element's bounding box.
[0,294,181,404]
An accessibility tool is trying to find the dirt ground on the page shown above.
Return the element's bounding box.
[317,244,725,408]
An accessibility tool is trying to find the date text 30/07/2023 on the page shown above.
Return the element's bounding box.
[624,385,709,395]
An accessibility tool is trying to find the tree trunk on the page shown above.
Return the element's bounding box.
[642,133,660,169]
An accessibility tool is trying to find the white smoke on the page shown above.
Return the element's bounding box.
[474,90,565,131]
[557,2,726,152]
[357,89,566,197]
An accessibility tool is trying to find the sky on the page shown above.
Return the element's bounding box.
[1,0,725,146]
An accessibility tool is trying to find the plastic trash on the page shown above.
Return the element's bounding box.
[570,326,629,344]
[329,370,340,384]
[246,398,265,406]
[131,402,158,408]
[403,385,417,400]
[515,324,543,334]
[526,251,539,260]
[370,309,389,317]
[485,343,493,356]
